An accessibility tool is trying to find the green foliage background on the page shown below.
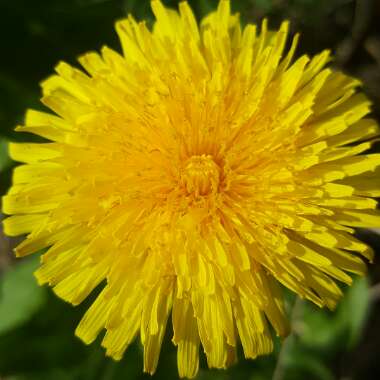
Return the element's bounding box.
[1,1,380,379]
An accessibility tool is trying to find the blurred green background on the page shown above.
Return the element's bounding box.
[1,0,380,379]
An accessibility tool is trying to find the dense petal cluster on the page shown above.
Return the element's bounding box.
[3,0,380,377]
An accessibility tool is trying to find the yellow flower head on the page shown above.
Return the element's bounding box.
[2,0,380,377]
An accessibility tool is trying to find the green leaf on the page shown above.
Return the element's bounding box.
[0,137,11,172]
[299,303,343,351]
[196,369,230,380]
[298,276,370,354]
[196,0,215,17]
[0,256,46,334]
[253,0,274,12]
[6,369,75,380]
[338,276,370,348]
[272,335,335,380]
[284,349,335,380]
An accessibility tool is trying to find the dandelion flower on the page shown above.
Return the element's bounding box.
[3,0,380,377]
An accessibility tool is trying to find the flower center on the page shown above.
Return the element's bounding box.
[182,154,220,196]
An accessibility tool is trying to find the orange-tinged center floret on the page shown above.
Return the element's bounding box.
[182,154,220,196]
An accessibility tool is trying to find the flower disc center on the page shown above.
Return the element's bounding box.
[182,154,220,196]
